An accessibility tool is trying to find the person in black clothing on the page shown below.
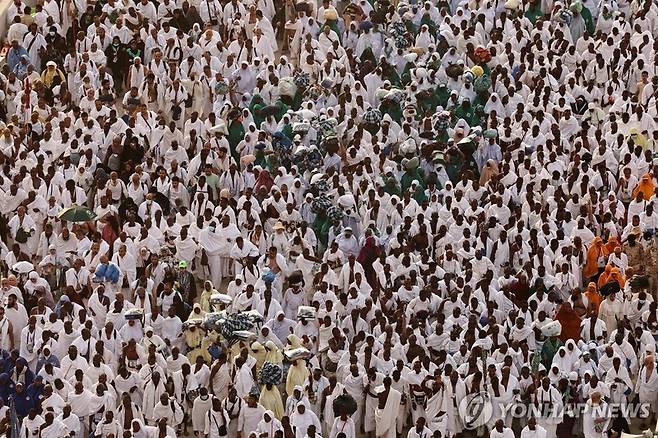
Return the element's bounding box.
[78,5,96,31]
[105,37,127,91]
[120,135,145,172]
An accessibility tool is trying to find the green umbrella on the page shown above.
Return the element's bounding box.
[57,204,97,222]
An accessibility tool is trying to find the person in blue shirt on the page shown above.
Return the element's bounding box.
[12,54,30,79]
[6,40,28,71]
[11,358,33,388]
[25,376,44,405]
[11,382,34,419]
[0,374,15,406]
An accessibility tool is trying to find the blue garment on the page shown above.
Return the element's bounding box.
[94,263,120,283]
[11,392,34,419]
[208,344,222,360]
[0,374,15,405]
[12,61,28,79]
[13,359,34,388]
[475,142,502,171]
[25,383,43,404]
[6,46,27,71]
[35,354,60,374]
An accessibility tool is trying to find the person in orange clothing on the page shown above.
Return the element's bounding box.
[632,173,656,200]
[608,267,626,288]
[554,302,581,342]
[584,282,603,314]
[584,237,609,281]
[604,236,620,254]
[597,264,613,288]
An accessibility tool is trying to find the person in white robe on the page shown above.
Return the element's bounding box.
[407,417,432,438]
[375,377,402,438]
[635,355,658,418]
[291,402,321,438]
[142,371,167,425]
[205,396,230,438]
[520,417,547,438]
[192,387,213,435]
[238,394,266,438]
[582,392,609,438]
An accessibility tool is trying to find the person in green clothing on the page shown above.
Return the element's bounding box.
[400,53,418,86]
[254,143,268,169]
[313,210,331,252]
[568,1,593,42]
[381,60,401,87]
[524,0,543,24]
[541,335,563,370]
[402,14,418,35]
[434,83,451,108]
[444,147,464,184]
[454,98,478,127]
[401,157,425,193]
[202,162,220,198]
[419,12,438,38]
[384,175,401,197]
[226,108,245,160]
[379,94,403,123]
[412,183,428,203]
[248,94,266,128]
[321,2,342,43]
[578,3,595,36]
[416,89,436,116]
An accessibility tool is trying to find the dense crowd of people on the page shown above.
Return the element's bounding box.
[0,0,657,435]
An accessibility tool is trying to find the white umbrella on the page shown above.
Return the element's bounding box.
[11,261,34,274]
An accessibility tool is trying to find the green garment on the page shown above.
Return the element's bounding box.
[472,94,489,112]
[435,85,451,108]
[205,172,220,194]
[419,14,438,37]
[281,122,293,140]
[255,149,268,168]
[541,338,564,370]
[413,185,428,203]
[401,61,415,86]
[404,20,418,35]
[524,3,543,24]
[360,47,377,65]
[382,64,401,87]
[227,120,245,160]
[436,129,449,144]
[445,154,463,184]
[384,177,401,197]
[581,8,595,35]
[416,92,436,116]
[274,98,289,121]
[454,103,478,127]
[379,100,402,123]
[325,19,342,43]
[249,94,266,127]
[292,89,304,111]
[401,167,425,193]
[314,214,331,251]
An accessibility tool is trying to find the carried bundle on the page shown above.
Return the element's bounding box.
[259,362,283,385]
[541,320,562,337]
[333,394,358,417]
[210,293,233,306]
[284,347,312,362]
[297,306,316,320]
[125,308,144,321]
